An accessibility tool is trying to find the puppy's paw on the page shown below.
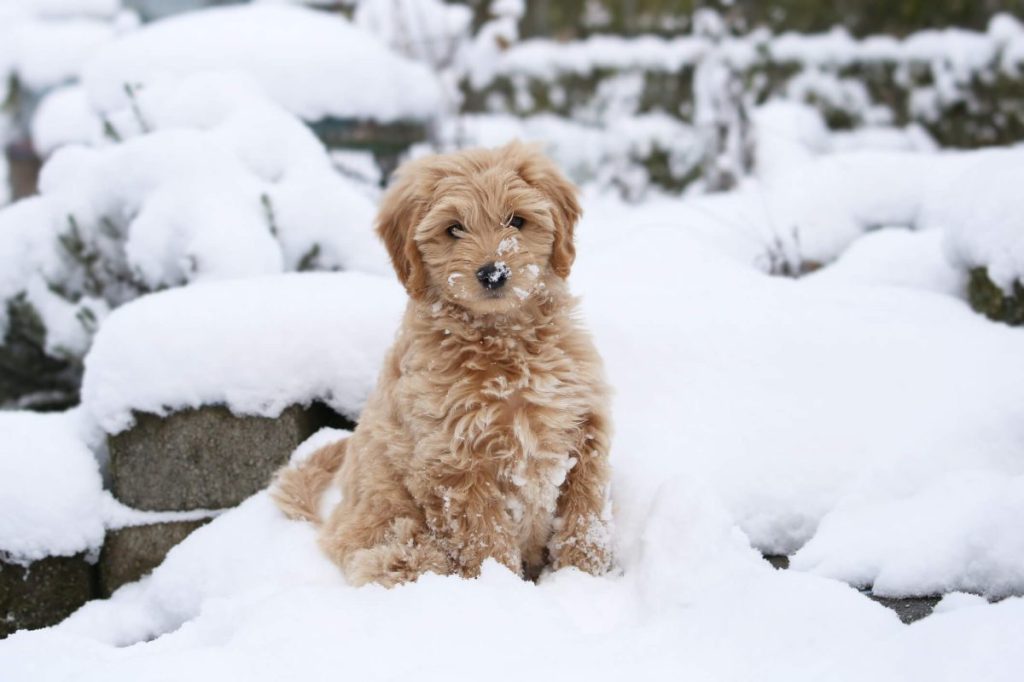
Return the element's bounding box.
[344,518,451,587]
[549,514,613,576]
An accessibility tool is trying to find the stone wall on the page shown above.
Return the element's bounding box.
[0,402,353,637]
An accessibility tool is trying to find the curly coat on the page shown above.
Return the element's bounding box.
[272,142,613,587]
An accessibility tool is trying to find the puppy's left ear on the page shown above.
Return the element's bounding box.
[376,159,430,299]
[513,144,582,278]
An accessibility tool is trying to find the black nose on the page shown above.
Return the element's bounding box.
[476,261,510,290]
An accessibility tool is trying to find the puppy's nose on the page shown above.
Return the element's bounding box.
[476,261,510,290]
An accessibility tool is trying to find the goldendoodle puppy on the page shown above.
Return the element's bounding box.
[272,142,612,587]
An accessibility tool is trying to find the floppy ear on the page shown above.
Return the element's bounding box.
[376,160,430,299]
[511,143,582,278]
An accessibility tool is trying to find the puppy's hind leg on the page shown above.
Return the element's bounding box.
[270,438,348,524]
[343,517,451,587]
[318,478,452,587]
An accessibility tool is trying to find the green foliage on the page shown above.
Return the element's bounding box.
[968,267,1024,326]
[0,296,81,410]
[518,0,1024,38]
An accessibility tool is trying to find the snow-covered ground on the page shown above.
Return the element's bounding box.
[3,177,1024,678]
[2,2,1024,679]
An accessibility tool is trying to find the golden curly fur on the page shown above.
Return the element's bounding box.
[272,142,613,587]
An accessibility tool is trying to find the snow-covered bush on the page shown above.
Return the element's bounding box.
[0,69,390,408]
[460,11,1024,196]
[0,0,132,144]
[80,4,442,124]
[0,409,105,563]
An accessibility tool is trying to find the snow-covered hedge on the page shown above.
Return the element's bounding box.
[80,4,443,124]
[461,13,1024,193]
[0,70,390,408]
[82,272,403,435]
[0,409,104,562]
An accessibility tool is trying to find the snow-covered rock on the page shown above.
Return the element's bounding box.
[82,272,405,435]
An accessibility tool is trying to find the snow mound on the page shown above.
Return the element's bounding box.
[81,272,405,434]
[1,70,390,353]
[806,228,964,296]
[925,149,1024,289]
[0,410,104,562]
[791,470,1024,598]
[81,4,443,122]
[0,3,126,94]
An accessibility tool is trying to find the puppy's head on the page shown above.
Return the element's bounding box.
[376,142,581,315]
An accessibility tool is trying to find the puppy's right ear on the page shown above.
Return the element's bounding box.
[376,161,429,299]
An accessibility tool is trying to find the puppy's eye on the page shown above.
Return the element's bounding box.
[447,224,464,239]
[509,215,525,229]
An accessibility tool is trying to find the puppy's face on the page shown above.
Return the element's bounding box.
[376,143,581,316]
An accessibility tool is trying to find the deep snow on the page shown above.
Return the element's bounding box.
[2,185,1024,679]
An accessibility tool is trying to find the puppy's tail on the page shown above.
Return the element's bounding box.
[270,438,348,525]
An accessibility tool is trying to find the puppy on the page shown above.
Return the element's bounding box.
[272,142,612,587]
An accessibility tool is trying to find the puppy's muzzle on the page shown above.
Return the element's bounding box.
[476,261,510,290]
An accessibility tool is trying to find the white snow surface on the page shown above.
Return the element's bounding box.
[923,149,1024,289]
[473,14,1024,85]
[0,409,104,561]
[82,272,406,434]
[2,184,1024,677]
[80,4,444,122]
[791,470,1024,598]
[0,5,124,93]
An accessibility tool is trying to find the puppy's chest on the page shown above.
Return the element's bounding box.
[405,337,588,510]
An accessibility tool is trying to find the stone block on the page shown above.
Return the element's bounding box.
[108,403,351,511]
[0,554,95,639]
[98,519,211,597]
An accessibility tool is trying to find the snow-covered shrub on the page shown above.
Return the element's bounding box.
[80,4,442,124]
[0,0,132,143]
[461,11,1024,196]
[0,71,390,408]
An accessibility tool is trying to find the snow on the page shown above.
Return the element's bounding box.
[0,409,104,562]
[3,482,1024,679]
[80,4,444,123]
[2,164,1024,677]
[81,272,405,434]
[473,15,1022,88]
[0,3,128,95]
[434,112,701,200]
[791,470,1024,598]
[806,228,964,297]
[1,70,390,349]
[3,8,1024,675]
[31,85,103,157]
[924,149,1024,289]
[354,0,472,70]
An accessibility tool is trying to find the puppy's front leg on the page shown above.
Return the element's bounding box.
[549,411,613,575]
[427,476,522,578]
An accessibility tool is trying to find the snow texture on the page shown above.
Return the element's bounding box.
[0,2,126,93]
[924,149,1024,288]
[82,272,405,434]
[0,409,104,562]
[1,70,390,350]
[80,4,444,122]
[2,168,1024,679]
